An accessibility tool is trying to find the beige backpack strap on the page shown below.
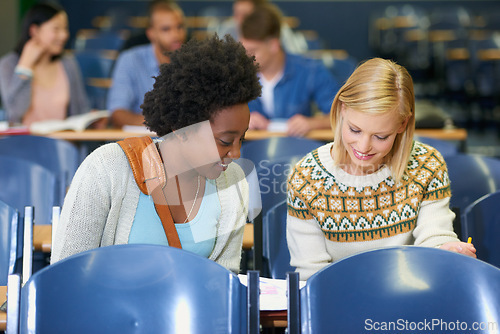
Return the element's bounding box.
[117,137,182,249]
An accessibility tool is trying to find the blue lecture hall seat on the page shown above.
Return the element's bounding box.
[414,135,459,158]
[263,200,295,279]
[240,137,321,271]
[462,190,500,268]
[240,137,323,167]
[73,49,116,109]
[287,246,500,334]
[444,154,500,215]
[0,200,19,286]
[0,135,80,206]
[0,155,57,226]
[15,244,260,334]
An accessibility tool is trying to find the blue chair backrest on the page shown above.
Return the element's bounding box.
[444,154,500,214]
[462,190,500,268]
[263,200,295,279]
[327,56,357,85]
[75,30,126,51]
[74,50,115,78]
[295,246,500,334]
[0,135,80,205]
[0,200,19,285]
[0,155,57,225]
[73,50,116,109]
[19,244,257,333]
[415,136,458,158]
[241,137,323,168]
[256,156,303,216]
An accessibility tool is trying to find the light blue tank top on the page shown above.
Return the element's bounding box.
[129,178,220,258]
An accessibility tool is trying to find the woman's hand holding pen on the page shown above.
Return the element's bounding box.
[439,240,477,258]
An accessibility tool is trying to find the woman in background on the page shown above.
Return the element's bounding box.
[0,2,89,126]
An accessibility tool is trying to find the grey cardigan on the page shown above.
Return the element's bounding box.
[51,142,250,273]
[0,52,90,123]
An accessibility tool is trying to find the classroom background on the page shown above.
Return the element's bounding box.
[2,0,500,157]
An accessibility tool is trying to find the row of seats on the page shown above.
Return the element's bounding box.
[371,5,500,109]
[5,244,260,333]
[0,135,81,225]
[1,135,499,277]
[4,243,500,333]
[1,134,500,332]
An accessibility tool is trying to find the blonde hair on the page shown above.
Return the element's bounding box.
[330,58,415,182]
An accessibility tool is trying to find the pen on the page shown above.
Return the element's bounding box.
[467,237,472,244]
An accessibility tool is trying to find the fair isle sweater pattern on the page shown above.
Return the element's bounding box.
[287,142,451,242]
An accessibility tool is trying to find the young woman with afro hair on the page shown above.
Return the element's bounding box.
[51,35,262,273]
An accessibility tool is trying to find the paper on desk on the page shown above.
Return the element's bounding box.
[238,274,305,311]
[267,119,288,133]
[122,125,157,135]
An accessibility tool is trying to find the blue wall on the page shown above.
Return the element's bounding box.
[60,0,500,61]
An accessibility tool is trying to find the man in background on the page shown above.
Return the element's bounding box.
[107,1,186,127]
[240,4,339,136]
[214,0,307,55]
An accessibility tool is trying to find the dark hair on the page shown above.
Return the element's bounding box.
[142,34,262,136]
[14,2,66,57]
[240,3,282,41]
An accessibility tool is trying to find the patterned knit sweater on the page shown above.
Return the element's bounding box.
[287,141,459,280]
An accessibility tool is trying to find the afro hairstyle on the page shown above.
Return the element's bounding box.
[142,34,262,136]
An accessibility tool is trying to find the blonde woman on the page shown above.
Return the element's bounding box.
[287,58,476,280]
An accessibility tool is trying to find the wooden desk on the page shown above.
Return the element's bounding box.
[34,225,52,253]
[261,310,287,328]
[45,127,467,143]
[243,223,254,250]
[33,223,254,253]
[0,285,6,331]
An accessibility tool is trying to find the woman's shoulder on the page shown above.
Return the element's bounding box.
[410,140,447,165]
[82,142,130,170]
[293,142,333,171]
[60,52,80,69]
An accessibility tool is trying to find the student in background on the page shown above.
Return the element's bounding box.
[107,0,186,128]
[287,58,476,280]
[213,0,306,55]
[240,4,339,137]
[0,2,89,126]
[51,35,262,273]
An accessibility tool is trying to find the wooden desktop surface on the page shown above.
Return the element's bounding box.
[34,225,52,253]
[0,285,6,331]
[44,128,467,143]
[33,223,254,253]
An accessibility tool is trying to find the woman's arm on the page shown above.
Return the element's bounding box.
[0,53,33,123]
[415,198,476,257]
[51,146,115,263]
[287,213,331,280]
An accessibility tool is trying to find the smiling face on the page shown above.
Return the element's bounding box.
[30,11,69,56]
[208,103,250,178]
[340,105,408,175]
[168,103,250,180]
